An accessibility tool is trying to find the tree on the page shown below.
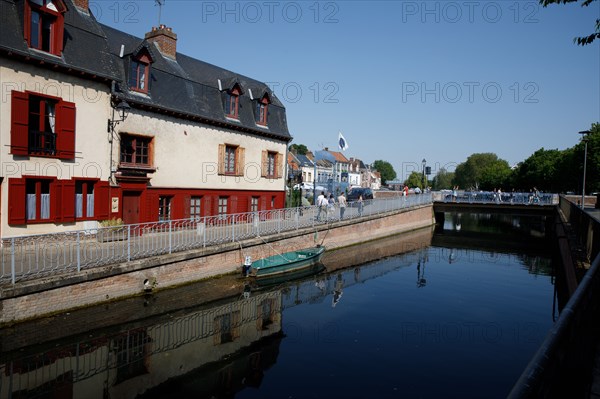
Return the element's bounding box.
[540,0,599,45]
[432,168,455,190]
[512,148,563,191]
[405,171,424,188]
[453,153,512,190]
[289,144,308,155]
[372,160,396,186]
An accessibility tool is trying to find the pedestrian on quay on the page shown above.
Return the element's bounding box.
[357,194,364,216]
[316,191,326,221]
[327,194,335,220]
[337,191,347,219]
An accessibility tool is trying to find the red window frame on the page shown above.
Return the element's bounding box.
[120,134,152,167]
[129,56,150,93]
[10,90,76,159]
[190,196,202,220]
[8,177,109,225]
[74,179,98,220]
[24,0,65,56]
[256,96,269,126]
[158,196,172,221]
[218,197,229,216]
[225,87,241,119]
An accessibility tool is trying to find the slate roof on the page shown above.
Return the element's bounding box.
[0,0,291,141]
[0,0,118,80]
[315,150,349,164]
[102,24,291,141]
[295,154,314,167]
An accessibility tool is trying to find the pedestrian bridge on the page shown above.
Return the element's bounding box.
[431,191,559,219]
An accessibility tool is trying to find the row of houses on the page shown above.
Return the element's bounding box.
[0,0,292,237]
[287,149,381,195]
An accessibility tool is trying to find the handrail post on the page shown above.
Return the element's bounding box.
[168,220,172,254]
[127,225,131,262]
[11,237,16,285]
[76,231,81,272]
[232,216,235,243]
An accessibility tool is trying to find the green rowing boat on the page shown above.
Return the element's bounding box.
[249,246,326,278]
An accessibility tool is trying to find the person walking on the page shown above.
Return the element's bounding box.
[327,194,335,220]
[357,194,364,216]
[316,191,326,221]
[337,192,347,219]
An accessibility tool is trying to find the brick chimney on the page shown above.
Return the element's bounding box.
[145,25,177,60]
[72,0,89,12]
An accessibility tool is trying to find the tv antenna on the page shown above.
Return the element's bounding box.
[155,0,165,26]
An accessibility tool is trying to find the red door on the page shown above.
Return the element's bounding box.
[122,192,141,225]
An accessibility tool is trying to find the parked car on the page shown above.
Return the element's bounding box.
[347,187,374,204]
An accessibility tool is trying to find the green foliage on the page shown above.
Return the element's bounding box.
[539,0,599,45]
[289,144,309,155]
[405,171,425,188]
[453,153,512,190]
[372,160,396,185]
[432,168,455,190]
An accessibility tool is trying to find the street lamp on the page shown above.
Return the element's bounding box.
[107,100,131,182]
[107,100,131,135]
[579,130,591,209]
[422,158,426,189]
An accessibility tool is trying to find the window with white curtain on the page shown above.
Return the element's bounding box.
[26,179,51,221]
[75,181,95,219]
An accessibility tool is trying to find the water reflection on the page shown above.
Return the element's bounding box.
[0,218,556,398]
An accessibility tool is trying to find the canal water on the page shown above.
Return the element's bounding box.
[0,213,555,399]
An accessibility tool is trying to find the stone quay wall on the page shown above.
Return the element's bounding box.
[0,204,434,325]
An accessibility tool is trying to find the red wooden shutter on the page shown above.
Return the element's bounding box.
[236,147,245,176]
[61,180,76,222]
[8,178,26,225]
[231,196,238,214]
[54,15,65,55]
[56,100,76,159]
[261,151,268,177]
[49,179,60,222]
[145,192,159,222]
[204,196,212,217]
[261,196,267,211]
[11,91,29,156]
[94,181,110,220]
[276,153,284,179]
[218,144,225,175]
[183,195,191,219]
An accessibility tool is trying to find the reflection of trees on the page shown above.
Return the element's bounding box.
[517,254,553,276]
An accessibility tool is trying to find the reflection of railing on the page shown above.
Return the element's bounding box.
[0,291,281,397]
[0,194,432,285]
[431,190,557,205]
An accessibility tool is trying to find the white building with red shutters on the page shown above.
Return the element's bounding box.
[0,0,291,237]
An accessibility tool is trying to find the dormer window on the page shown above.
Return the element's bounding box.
[24,0,66,56]
[255,95,270,126]
[129,54,151,93]
[225,86,241,119]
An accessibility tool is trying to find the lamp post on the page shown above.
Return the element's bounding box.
[579,130,591,209]
[107,100,131,182]
[422,158,426,189]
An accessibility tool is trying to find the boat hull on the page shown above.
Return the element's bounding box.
[251,246,326,279]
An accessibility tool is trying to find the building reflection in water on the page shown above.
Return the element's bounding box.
[0,290,283,399]
[0,227,435,398]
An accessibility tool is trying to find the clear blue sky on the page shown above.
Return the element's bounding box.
[98,0,600,180]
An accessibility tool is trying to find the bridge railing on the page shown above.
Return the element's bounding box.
[432,190,558,205]
[0,193,432,286]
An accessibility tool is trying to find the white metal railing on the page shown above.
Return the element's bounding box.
[0,194,432,285]
[431,190,558,205]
